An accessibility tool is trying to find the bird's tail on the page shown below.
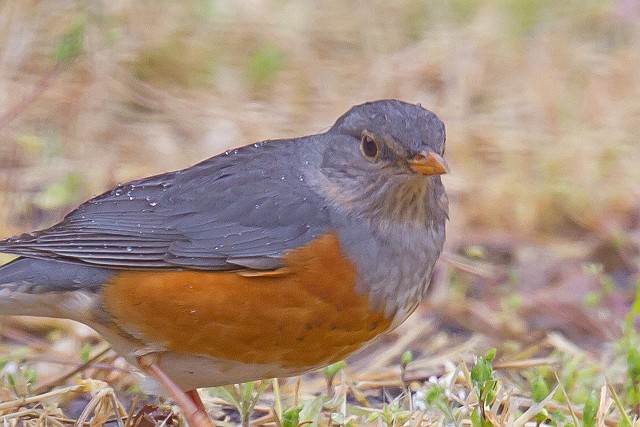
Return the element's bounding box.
[0,257,113,319]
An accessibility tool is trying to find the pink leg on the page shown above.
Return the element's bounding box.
[137,354,214,427]
[187,389,207,412]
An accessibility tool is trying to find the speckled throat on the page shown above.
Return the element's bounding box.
[320,173,448,321]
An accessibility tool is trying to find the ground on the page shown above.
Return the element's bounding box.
[0,0,639,425]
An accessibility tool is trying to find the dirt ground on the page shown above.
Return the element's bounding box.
[0,1,639,425]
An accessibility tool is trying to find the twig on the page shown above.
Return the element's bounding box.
[123,395,140,427]
[493,357,561,370]
[606,380,633,425]
[109,391,127,427]
[512,385,559,427]
[31,345,113,394]
[555,373,581,426]
[22,357,128,373]
[76,386,112,427]
[272,378,282,422]
[0,384,84,411]
[0,64,64,131]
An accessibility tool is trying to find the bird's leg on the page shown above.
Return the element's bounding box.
[186,389,207,412]
[137,354,214,427]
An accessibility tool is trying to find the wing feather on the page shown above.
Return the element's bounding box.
[0,139,330,271]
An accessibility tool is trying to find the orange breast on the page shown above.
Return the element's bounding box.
[101,233,392,368]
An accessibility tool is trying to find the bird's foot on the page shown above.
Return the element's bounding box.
[137,354,215,427]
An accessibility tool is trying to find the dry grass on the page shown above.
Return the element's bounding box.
[0,0,639,425]
[0,0,638,236]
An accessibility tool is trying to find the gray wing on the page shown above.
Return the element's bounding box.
[0,140,331,271]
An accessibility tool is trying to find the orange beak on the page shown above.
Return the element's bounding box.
[407,151,449,175]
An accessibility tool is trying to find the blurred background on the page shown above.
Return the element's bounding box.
[0,0,639,423]
[1,0,639,237]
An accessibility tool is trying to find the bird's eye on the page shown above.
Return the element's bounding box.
[360,131,380,161]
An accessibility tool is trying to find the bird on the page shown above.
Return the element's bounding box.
[0,99,448,426]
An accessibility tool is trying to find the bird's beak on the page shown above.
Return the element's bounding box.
[408,151,449,175]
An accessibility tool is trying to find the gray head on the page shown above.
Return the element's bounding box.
[331,99,446,164]
[308,99,448,229]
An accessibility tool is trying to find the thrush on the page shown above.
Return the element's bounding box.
[0,99,449,426]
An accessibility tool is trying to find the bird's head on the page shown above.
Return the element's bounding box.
[311,99,449,227]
